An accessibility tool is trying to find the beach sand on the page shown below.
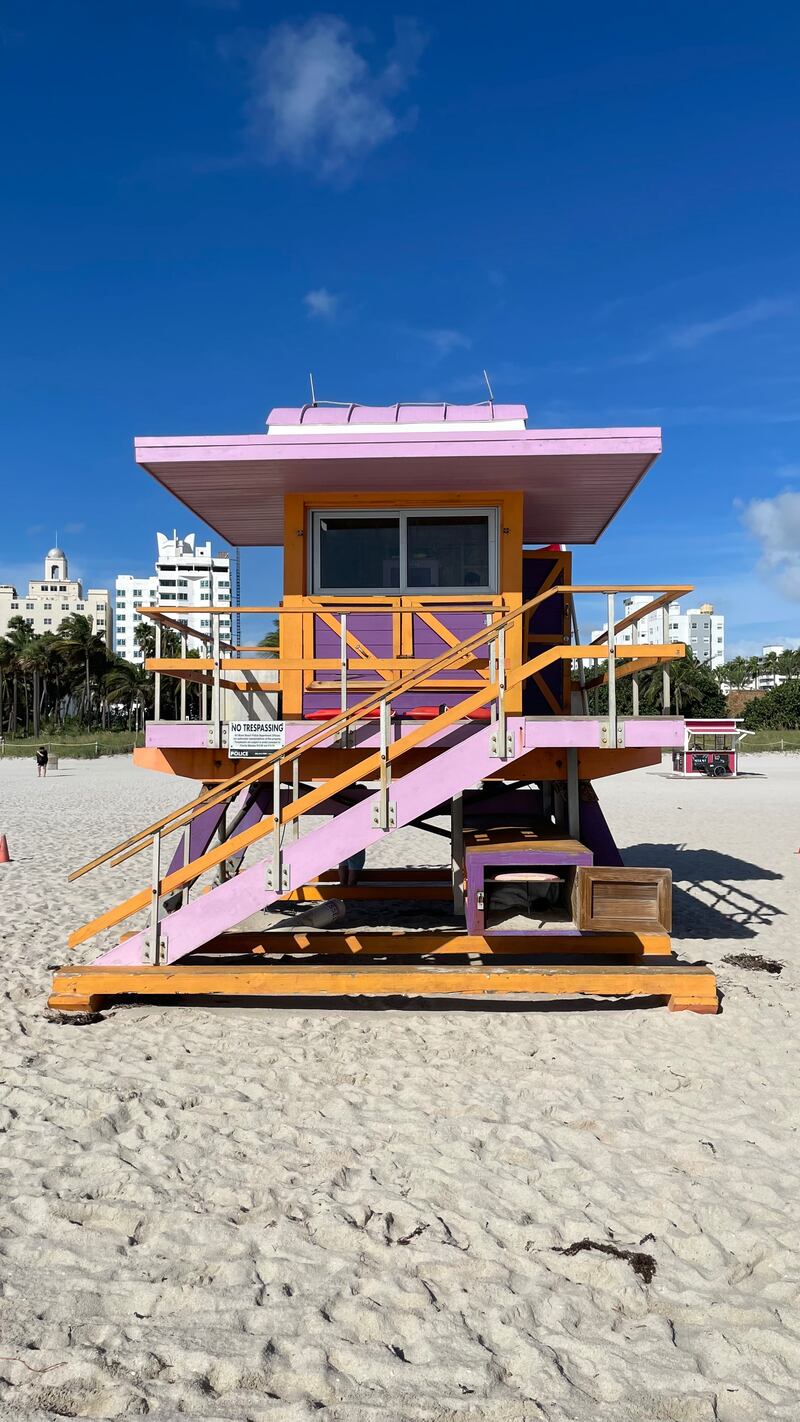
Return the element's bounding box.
[0,753,798,1420]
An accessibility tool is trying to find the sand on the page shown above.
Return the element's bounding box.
[0,752,798,1421]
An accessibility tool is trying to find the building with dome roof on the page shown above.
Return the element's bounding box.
[0,545,112,643]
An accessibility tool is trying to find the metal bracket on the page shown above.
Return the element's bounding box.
[490,731,515,759]
[372,800,397,829]
[599,720,611,747]
[616,721,626,748]
[476,889,485,911]
[266,862,291,893]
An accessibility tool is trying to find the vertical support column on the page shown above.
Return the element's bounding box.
[146,828,162,964]
[180,628,187,722]
[662,606,671,713]
[180,823,191,906]
[291,755,300,842]
[154,621,162,723]
[496,626,507,745]
[339,613,348,747]
[486,612,496,706]
[211,616,221,748]
[566,747,580,840]
[606,592,617,747]
[631,619,639,717]
[373,699,395,830]
[490,622,510,759]
[451,791,465,915]
[268,762,289,892]
[218,804,228,883]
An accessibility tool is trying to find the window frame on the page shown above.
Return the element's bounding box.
[309,506,499,596]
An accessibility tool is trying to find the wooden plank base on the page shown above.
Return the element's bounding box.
[49,959,718,1015]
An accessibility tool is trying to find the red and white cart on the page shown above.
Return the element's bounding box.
[672,718,752,777]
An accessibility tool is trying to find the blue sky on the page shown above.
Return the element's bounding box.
[2,0,799,655]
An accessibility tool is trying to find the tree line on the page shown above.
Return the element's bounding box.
[0,614,199,739]
[4,616,798,738]
[715,647,800,689]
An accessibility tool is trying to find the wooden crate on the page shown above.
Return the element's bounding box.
[572,866,672,934]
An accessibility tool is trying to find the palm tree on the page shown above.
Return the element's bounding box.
[720,656,749,691]
[745,655,760,690]
[104,658,152,730]
[57,613,109,725]
[3,616,35,735]
[259,620,280,649]
[763,650,779,688]
[0,635,13,735]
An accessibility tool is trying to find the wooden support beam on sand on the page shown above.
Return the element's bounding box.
[48,960,718,1015]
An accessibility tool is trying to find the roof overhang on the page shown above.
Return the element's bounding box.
[134,425,662,546]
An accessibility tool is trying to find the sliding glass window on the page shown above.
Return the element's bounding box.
[310,509,498,594]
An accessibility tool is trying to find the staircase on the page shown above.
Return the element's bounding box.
[50,585,711,1010]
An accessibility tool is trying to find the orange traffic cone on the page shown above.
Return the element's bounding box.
[0,835,10,864]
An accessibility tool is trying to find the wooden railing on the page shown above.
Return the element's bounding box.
[140,584,692,738]
[142,597,508,728]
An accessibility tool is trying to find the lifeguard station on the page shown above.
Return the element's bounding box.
[49,402,718,1014]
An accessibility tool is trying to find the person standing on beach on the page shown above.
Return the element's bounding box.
[36,746,48,778]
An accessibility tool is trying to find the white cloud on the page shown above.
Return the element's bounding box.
[612,296,794,367]
[741,490,800,601]
[666,298,794,351]
[419,328,471,357]
[303,287,339,320]
[245,16,426,178]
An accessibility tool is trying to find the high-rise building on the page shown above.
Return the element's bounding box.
[115,532,231,663]
[591,596,725,668]
[0,546,112,643]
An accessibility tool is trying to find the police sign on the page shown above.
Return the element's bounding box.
[227,720,285,759]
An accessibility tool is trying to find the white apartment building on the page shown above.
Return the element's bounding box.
[592,596,725,669]
[115,531,231,664]
[0,547,112,644]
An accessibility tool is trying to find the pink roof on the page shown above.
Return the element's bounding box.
[134,423,662,547]
[267,403,528,425]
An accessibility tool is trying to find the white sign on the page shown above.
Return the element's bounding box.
[228,720,285,759]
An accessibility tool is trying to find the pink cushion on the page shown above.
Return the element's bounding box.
[402,705,442,720]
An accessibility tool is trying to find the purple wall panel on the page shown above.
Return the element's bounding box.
[522,555,566,716]
[166,798,230,876]
[305,607,491,715]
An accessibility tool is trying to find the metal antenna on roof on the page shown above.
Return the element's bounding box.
[482,369,495,403]
[309,372,318,406]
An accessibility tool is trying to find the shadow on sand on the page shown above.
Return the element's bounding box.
[623,843,784,941]
[115,992,695,1018]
